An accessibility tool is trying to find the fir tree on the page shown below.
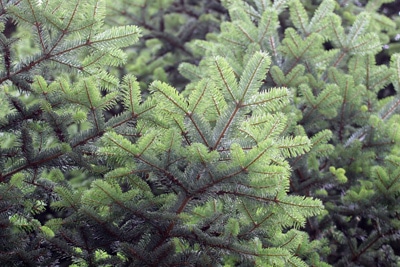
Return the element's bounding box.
[1,0,400,266]
[184,0,400,265]
[0,0,323,266]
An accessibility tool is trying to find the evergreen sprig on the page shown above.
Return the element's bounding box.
[1,0,399,266]
[184,0,400,265]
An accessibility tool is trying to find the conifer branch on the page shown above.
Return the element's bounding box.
[381,98,400,121]
[217,190,322,210]
[3,0,397,265]
[212,106,240,150]
[213,57,238,102]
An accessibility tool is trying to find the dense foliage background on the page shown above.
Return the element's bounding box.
[1,0,400,266]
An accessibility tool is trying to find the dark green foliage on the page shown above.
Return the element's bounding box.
[178,0,400,265]
[0,0,323,266]
[0,0,400,266]
[104,0,227,90]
